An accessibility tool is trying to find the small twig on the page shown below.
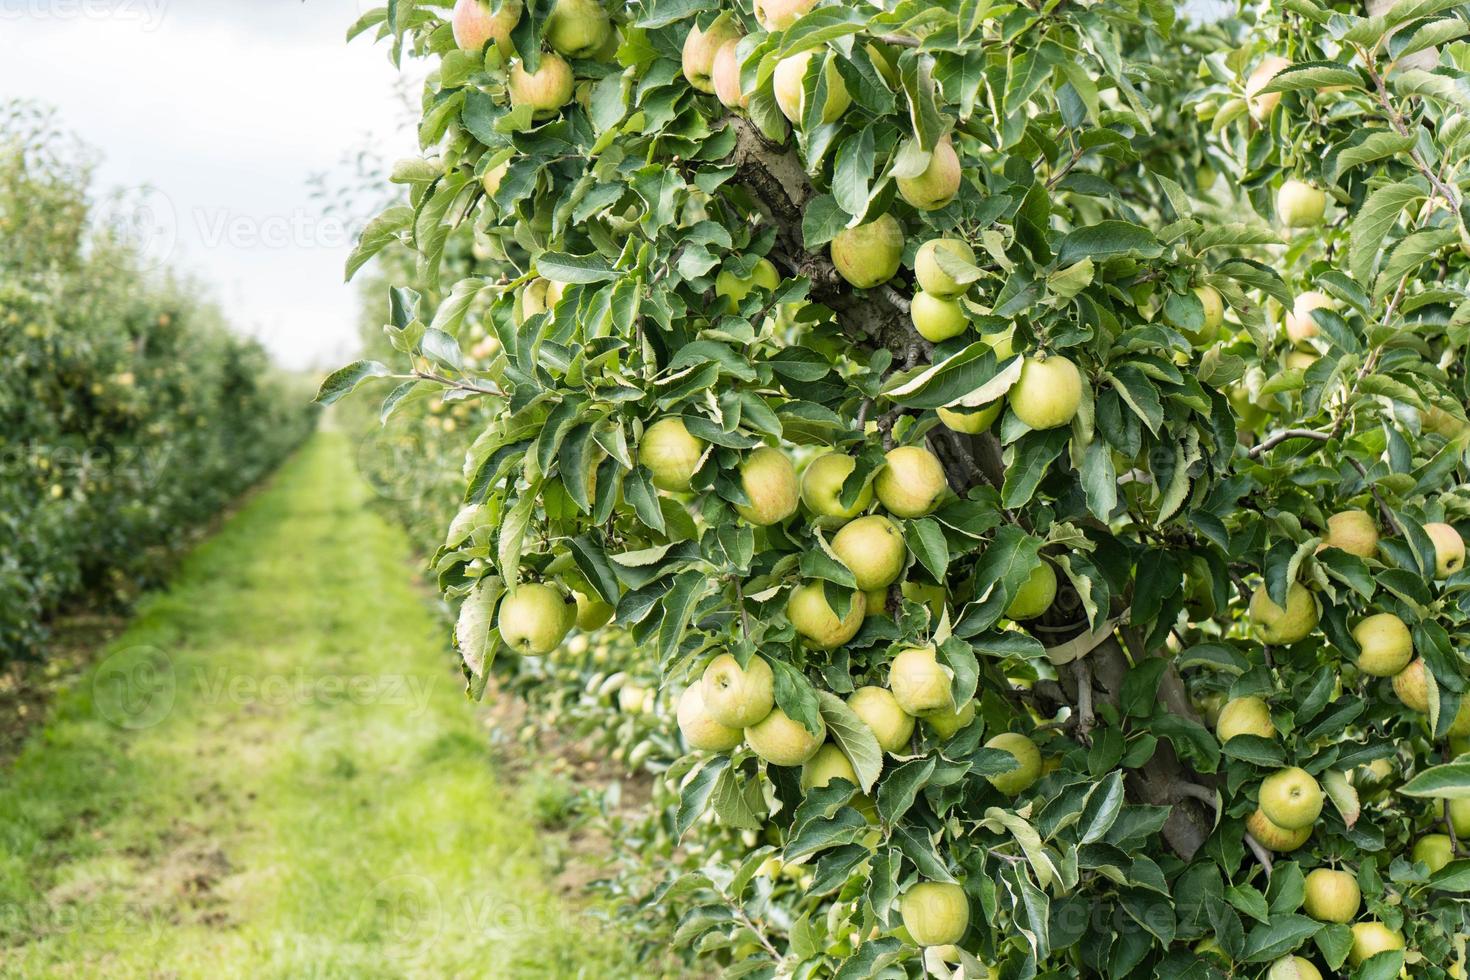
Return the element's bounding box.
[734,578,752,640]
[1244,833,1274,875]
[876,32,921,48]
[856,398,873,427]
[1176,782,1219,810]
[1072,659,1094,741]
[1247,428,1332,458]
[1347,457,1404,536]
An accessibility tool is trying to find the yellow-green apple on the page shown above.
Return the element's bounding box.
[910,291,968,342]
[701,654,775,728]
[1278,180,1327,228]
[712,40,747,109]
[830,214,903,289]
[937,401,1002,434]
[499,582,575,654]
[715,257,778,312]
[924,699,976,740]
[1011,355,1083,430]
[1266,957,1322,980]
[544,0,611,58]
[847,686,915,753]
[889,646,952,715]
[1414,833,1454,873]
[1174,285,1224,346]
[618,684,648,714]
[864,587,888,618]
[914,239,975,297]
[800,453,873,520]
[753,0,816,31]
[832,515,906,591]
[735,446,799,525]
[1284,291,1333,346]
[1005,562,1057,621]
[1259,766,1323,830]
[1250,583,1318,644]
[677,684,743,751]
[874,445,947,517]
[1450,798,1470,837]
[900,882,969,946]
[1424,405,1470,439]
[1426,521,1466,578]
[1217,696,1276,742]
[985,732,1041,795]
[745,707,825,766]
[897,135,961,211]
[773,48,851,124]
[1453,701,1470,737]
[787,582,866,648]
[1352,612,1413,676]
[1323,510,1378,557]
[682,16,740,93]
[1393,658,1430,712]
[638,417,706,491]
[453,0,521,56]
[1246,807,1312,851]
[1246,55,1289,120]
[509,53,575,119]
[574,591,614,630]
[901,580,947,620]
[1285,349,1319,372]
[800,743,858,791]
[483,159,510,197]
[1303,868,1360,923]
[1347,922,1404,967]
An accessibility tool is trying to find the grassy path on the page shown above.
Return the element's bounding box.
[0,433,637,979]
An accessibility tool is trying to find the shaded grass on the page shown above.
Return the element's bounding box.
[0,433,638,979]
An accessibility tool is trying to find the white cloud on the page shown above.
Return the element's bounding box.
[0,0,422,371]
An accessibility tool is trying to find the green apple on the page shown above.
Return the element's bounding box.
[832,515,906,591]
[752,0,816,31]
[1303,868,1360,923]
[1323,510,1378,558]
[1246,807,1312,852]
[544,0,611,59]
[1172,285,1225,347]
[800,453,873,520]
[715,257,779,312]
[1246,55,1289,120]
[924,699,976,740]
[1426,521,1466,578]
[874,445,947,518]
[677,683,743,752]
[897,135,961,211]
[1453,702,1470,738]
[1424,405,1470,439]
[1414,833,1454,873]
[1284,290,1333,346]
[864,587,889,618]
[937,401,1002,434]
[483,158,510,197]
[701,654,775,728]
[1266,956,1322,980]
[1393,658,1429,712]
[914,239,975,297]
[499,582,575,654]
[800,743,859,792]
[1449,798,1470,837]
[900,882,969,946]
[1005,562,1057,621]
[735,446,799,526]
[787,582,866,648]
[830,214,903,289]
[712,40,747,109]
[745,707,825,766]
[1011,355,1083,430]
[889,646,952,715]
[682,17,740,93]
[1347,922,1404,967]
[773,48,851,124]
[515,278,550,323]
[638,417,706,491]
[1259,766,1323,830]
[1284,350,1318,372]
[910,291,968,342]
[1249,583,1318,644]
[453,0,521,56]
[508,53,575,119]
[574,591,614,631]
[1216,696,1275,742]
[985,732,1041,795]
[901,580,947,620]
[1352,612,1413,677]
[1278,179,1327,228]
[847,686,915,753]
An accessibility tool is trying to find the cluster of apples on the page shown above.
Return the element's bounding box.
[452,0,617,120]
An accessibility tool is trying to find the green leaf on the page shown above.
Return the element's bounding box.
[1349,178,1427,282]
[314,360,391,405]
[771,659,825,736]
[903,518,949,581]
[1260,61,1363,92]
[1398,761,1470,798]
[1055,220,1163,265]
[1328,131,1415,183]
[536,251,620,283]
[346,206,412,280]
[816,691,883,793]
[1241,914,1320,963]
[676,756,728,840]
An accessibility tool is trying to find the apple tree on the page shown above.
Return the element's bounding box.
[327,0,1470,975]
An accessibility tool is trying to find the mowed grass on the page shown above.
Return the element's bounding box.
[0,433,637,979]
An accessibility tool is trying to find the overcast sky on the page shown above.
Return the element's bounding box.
[0,0,422,372]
